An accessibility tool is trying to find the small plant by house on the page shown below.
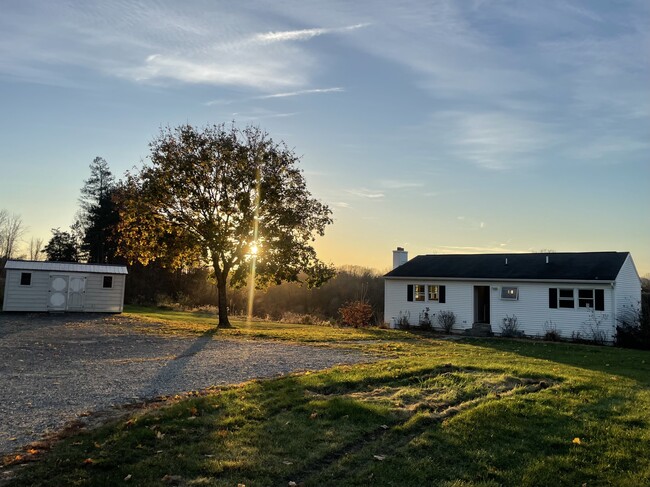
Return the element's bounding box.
[543,320,562,341]
[581,308,609,345]
[339,300,374,328]
[396,310,411,329]
[437,310,457,334]
[418,307,432,330]
[500,314,524,338]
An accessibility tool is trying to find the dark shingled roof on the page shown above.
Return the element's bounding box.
[384,252,629,281]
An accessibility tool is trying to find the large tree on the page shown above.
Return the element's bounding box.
[118,123,334,327]
[75,157,120,263]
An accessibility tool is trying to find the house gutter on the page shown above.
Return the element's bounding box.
[383,276,616,284]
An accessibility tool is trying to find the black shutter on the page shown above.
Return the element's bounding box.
[439,285,446,303]
[595,289,604,311]
[549,288,557,308]
[407,284,413,302]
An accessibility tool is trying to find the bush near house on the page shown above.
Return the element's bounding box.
[339,300,374,327]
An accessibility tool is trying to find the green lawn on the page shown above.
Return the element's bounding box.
[5,307,650,486]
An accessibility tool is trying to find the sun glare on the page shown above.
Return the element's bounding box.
[250,244,258,255]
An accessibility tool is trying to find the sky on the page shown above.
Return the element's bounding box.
[0,0,649,275]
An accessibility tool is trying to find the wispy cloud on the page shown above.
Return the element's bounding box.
[205,87,344,106]
[0,4,367,90]
[257,87,344,99]
[347,188,385,199]
[254,23,369,43]
[376,179,424,189]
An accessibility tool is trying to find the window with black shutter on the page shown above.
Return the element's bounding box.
[549,288,557,308]
[595,289,605,311]
[407,284,413,302]
[439,285,446,303]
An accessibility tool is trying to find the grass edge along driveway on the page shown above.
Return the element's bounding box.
[4,307,650,487]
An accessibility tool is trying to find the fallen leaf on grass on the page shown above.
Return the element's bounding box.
[26,449,39,455]
[124,474,132,481]
[161,474,183,485]
[309,412,318,420]
[572,437,582,445]
[156,431,165,440]
[283,461,293,465]
[373,455,386,461]
[82,458,94,465]
[380,425,389,430]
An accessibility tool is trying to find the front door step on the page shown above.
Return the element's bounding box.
[464,322,494,337]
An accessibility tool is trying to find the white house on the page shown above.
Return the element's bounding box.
[384,248,641,341]
[3,260,128,313]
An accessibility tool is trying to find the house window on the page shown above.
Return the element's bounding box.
[578,289,594,308]
[558,289,574,308]
[501,286,518,300]
[414,285,425,301]
[20,272,32,286]
[409,284,445,303]
[428,285,439,301]
[102,276,113,289]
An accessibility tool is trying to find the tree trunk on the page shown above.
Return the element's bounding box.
[216,273,232,328]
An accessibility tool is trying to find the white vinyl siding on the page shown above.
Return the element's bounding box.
[614,254,642,322]
[2,269,50,312]
[385,279,615,340]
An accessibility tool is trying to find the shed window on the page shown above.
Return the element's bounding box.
[428,285,439,301]
[20,272,32,286]
[414,285,425,301]
[102,276,113,289]
[501,286,518,300]
[558,289,574,308]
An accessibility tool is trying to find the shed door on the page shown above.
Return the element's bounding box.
[48,275,69,311]
[67,276,86,310]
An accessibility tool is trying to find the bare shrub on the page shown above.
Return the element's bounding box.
[281,311,330,326]
[437,310,456,334]
[339,300,374,328]
[418,307,432,330]
[396,311,411,329]
[581,308,609,345]
[500,314,524,338]
[543,320,562,341]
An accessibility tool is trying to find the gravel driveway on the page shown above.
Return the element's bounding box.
[0,314,370,456]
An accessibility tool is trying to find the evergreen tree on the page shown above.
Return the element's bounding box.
[76,157,119,263]
[43,228,80,262]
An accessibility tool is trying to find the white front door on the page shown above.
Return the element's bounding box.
[49,275,68,311]
[67,276,86,310]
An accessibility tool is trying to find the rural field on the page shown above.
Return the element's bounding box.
[3,306,650,487]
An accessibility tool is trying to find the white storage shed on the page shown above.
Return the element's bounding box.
[2,260,128,313]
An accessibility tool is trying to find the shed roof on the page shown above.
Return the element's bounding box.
[4,260,128,275]
[384,252,628,282]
